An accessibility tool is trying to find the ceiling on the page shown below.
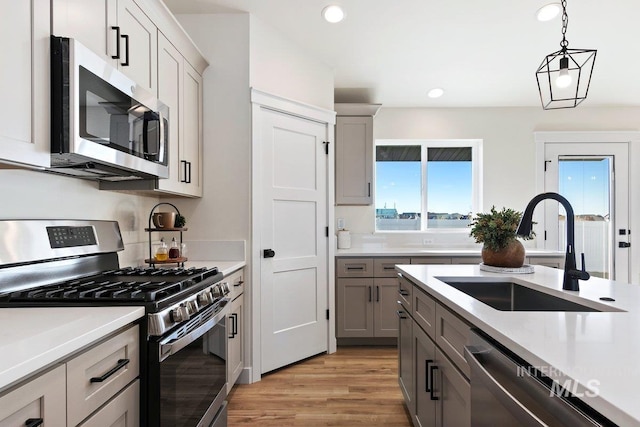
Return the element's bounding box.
[163,0,640,108]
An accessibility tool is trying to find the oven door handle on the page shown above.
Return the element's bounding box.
[159,309,226,360]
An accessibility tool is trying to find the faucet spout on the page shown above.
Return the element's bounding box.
[516,192,590,291]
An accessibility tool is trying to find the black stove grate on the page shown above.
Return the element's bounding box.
[0,266,219,304]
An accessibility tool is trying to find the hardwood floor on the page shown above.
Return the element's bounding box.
[227,346,412,426]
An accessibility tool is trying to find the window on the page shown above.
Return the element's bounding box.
[375,140,482,231]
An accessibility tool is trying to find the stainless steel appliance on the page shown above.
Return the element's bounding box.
[50,36,169,181]
[0,220,229,427]
[465,329,615,426]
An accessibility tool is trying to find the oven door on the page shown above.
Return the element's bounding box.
[148,304,229,427]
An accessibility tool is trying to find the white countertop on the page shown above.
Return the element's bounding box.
[0,306,144,393]
[184,260,246,276]
[396,264,640,425]
[336,247,564,257]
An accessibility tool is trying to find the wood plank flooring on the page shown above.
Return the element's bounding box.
[227,346,412,426]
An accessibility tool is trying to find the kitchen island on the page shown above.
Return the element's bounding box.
[397,263,640,426]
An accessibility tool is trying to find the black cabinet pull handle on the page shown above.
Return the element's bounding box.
[368,182,371,197]
[263,249,275,258]
[180,160,188,183]
[111,26,121,59]
[234,280,244,287]
[25,419,43,427]
[376,285,380,302]
[90,358,130,383]
[186,161,192,183]
[396,310,407,319]
[346,266,364,271]
[383,266,395,270]
[425,360,433,392]
[121,34,130,66]
[430,365,439,400]
[368,286,372,302]
[398,289,409,297]
[229,313,237,338]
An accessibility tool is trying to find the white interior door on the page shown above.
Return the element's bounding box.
[544,142,630,282]
[259,107,328,374]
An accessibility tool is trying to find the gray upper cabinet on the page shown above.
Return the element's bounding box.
[334,103,381,205]
[0,0,50,169]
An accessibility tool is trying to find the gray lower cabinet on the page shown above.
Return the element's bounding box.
[400,274,471,427]
[336,257,410,338]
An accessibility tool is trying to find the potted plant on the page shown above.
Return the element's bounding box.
[469,206,533,268]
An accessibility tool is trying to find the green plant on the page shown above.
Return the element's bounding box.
[469,206,533,251]
[174,214,186,228]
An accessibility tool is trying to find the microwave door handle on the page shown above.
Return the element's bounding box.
[158,111,166,163]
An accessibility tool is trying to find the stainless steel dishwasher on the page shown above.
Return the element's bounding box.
[464,329,616,426]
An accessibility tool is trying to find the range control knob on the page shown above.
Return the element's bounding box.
[220,282,230,295]
[211,285,222,299]
[198,291,212,306]
[170,306,189,323]
[185,301,198,316]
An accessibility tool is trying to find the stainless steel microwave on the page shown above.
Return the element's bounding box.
[50,36,169,181]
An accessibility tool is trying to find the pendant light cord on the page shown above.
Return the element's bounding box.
[560,0,569,51]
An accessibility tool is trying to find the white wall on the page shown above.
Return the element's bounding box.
[249,15,334,111]
[0,169,158,265]
[337,106,640,236]
[167,13,252,243]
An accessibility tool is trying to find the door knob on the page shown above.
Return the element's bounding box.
[263,249,276,258]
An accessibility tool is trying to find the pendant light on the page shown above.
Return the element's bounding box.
[535,0,597,109]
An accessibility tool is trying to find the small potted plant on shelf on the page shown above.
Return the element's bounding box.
[469,206,534,268]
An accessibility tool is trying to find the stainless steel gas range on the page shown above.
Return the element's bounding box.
[0,220,230,427]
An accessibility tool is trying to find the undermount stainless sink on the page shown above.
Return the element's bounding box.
[437,278,620,312]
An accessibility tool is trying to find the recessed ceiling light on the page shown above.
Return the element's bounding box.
[536,3,561,21]
[427,88,444,98]
[322,5,345,23]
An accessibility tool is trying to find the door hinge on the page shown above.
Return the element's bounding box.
[326,226,329,237]
[323,141,330,155]
[544,230,547,241]
[544,160,552,172]
[326,309,330,320]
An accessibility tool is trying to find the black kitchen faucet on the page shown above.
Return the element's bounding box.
[516,192,590,291]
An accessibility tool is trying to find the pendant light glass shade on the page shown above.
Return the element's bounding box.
[536,0,597,110]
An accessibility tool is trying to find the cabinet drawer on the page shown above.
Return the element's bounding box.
[373,257,410,277]
[67,325,140,426]
[435,304,471,378]
[397,274,413,311]
[225,268,245,301]
[336,258,374,277]
[410,257,452,264]
[78,379,140,427]
[413,286,436,339]
[0,365,66,426]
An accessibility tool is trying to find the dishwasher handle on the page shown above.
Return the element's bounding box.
[464,346,547,427]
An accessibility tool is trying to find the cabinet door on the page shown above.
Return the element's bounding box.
[227,294,244,393]
[414,323,436,427]
[0,365,66,426]
[336,278,374,337]
[434,348,471,427]
[397,303,414,419]
[181,61,203,196]
[157,32,184,194]
[51,0,118,67]
[117,0,157,95]
[373,278,399,337]
[78,380,140,427]
[0,0,50,168]
[335,116,373,205]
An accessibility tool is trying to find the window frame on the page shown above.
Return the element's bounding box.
[374,139,483,233]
